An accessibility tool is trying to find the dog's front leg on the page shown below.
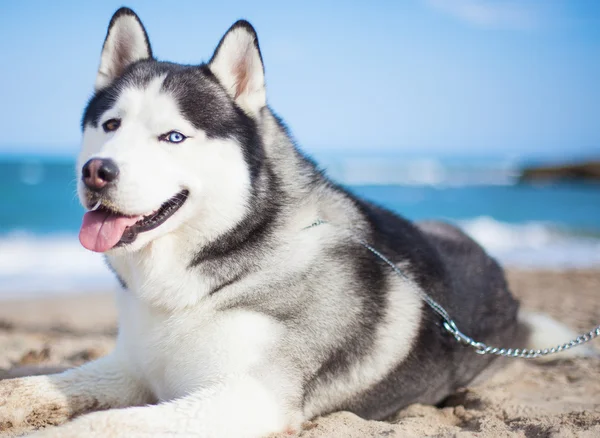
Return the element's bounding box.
[29,374,298,438]
[0,354,153,436]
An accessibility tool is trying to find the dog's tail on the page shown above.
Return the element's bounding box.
[518,310,598,361]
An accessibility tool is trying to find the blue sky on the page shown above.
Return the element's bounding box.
[1,0,599,158]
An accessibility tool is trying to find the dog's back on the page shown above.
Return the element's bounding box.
[298,198,520,420]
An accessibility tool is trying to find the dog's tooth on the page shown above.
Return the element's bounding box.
[90,201,101,211]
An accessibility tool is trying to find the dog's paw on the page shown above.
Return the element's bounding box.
[0,376,71,435]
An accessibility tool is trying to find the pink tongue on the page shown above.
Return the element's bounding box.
[79,210,141,253]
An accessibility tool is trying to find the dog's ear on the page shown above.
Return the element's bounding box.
[95,7,153,91]
[209,21,266,117]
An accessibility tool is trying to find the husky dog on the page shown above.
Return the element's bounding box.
[0,7,579,438]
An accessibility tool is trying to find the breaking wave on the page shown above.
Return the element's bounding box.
[0,233,119,297]
[459,217,600,268]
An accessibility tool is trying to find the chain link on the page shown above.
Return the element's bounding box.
[304,219,599,359]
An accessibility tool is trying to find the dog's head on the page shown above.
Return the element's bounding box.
[78,8,267,253]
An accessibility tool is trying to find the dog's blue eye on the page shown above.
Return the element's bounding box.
[163,131,186,144]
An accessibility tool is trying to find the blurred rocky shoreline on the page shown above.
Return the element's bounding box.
[519,160,600,183]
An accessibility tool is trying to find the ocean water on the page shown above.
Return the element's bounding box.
[1,155,599,296]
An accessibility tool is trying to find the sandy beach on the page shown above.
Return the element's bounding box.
[1,269,599,437]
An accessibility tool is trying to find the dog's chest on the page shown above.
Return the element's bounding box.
[116,293,282,401]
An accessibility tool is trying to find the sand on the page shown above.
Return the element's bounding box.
[1,269,599,437]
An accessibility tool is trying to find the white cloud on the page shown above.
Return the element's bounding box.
[424,0,541,30]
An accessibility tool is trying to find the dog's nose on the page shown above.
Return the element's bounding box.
[82,158,119,191]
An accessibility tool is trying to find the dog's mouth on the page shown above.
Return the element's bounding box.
[79,190,189,253]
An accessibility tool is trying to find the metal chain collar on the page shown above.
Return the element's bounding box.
[304,219,600,359]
